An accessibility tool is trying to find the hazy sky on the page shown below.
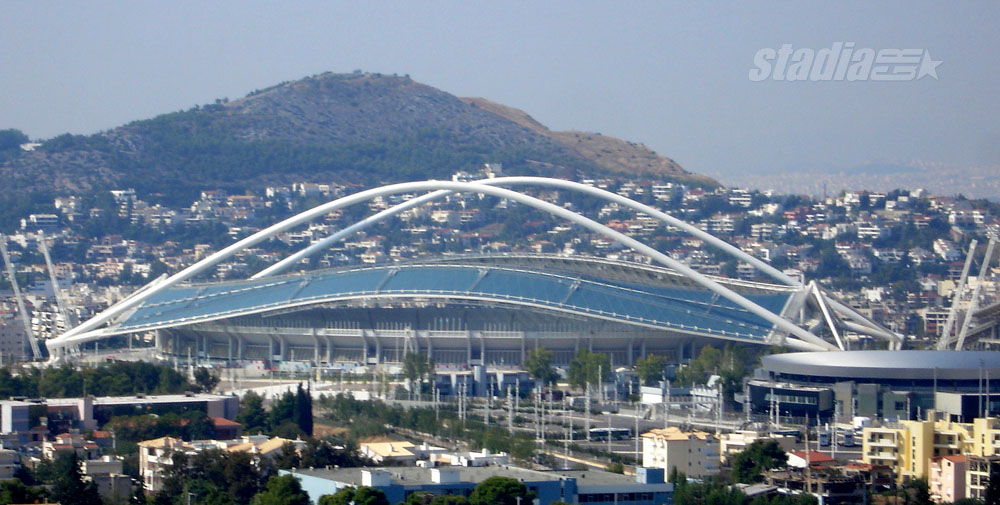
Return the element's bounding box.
[2,1,997,186]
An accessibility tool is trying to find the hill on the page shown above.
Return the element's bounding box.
[461,97,716,186]
[0,72,718,209]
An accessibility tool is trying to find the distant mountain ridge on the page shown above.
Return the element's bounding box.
[0,72,717,207]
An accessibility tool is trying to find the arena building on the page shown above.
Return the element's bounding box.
[45,178,899,366]
[747,350,1000,421]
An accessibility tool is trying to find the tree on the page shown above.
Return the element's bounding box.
[567,350,610,391]
[524,348,559,387]
[319,488,356,505]
[0,129,28,152]
[469,476,532,505]
[352,487,390,505]
[272,442,301,470]
[319,487,388,505]
[193,367,220,393]
[236,391,270,434]
[270,391,296,430]
[731,440,788,483]
[50,452,102,505]
[223,451,267,505]
[293,383,313,436]
[404,491,434,505]
[251,475,310,505]
[635,354,667,386]
[402,352,433,399]
[901,478,932,505]
[0,478,45,505]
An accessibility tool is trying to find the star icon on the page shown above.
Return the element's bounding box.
[917,51,942,80]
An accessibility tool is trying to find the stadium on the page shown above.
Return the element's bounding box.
[45,178,901,367]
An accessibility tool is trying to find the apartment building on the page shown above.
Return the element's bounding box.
[641,427,718,478]
[928,455,966,504]
[862,414,1000,484]
[966,455,1000,501]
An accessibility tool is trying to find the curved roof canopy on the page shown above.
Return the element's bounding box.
[761,350,1000,381]
[114,262,794,343]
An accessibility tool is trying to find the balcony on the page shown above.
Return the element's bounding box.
[867,452,899,461]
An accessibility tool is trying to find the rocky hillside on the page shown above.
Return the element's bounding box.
[462,97,716,186]
[0,72,718,207]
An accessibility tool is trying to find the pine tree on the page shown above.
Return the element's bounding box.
[50,452,102,505]
[293,383,313,436]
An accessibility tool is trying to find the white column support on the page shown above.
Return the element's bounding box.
[938,239,979,349]
[811,281,845,351]
[957,238,997,350]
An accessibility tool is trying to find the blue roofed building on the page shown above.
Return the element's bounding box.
[72,254,814,368]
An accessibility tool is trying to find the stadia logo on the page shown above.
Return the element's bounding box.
[749,42,941,82]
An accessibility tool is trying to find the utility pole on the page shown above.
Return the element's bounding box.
[664,380,671,428]
[745,382,751,424]
[716,382,723,435]
[507,386,514,435]
[607,410,612,454]
[805,417,812,498]
[635,405,640,466]
[565,420,570,469]
[535,388,540,440]
[598,365,603,404]
[586,382,592,441]
[515,377,520,414]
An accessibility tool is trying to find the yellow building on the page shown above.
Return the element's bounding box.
[862,413,1000,483]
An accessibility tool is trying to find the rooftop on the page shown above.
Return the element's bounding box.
[641,426,714,441]
[289,465,646,487]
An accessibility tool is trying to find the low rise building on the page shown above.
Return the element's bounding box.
[139,434,302,492]
[929,455,966,504]
[641,427,718,478]
[765,468,866,505]
[283,465,673,505]
[966,455,1000,502]
[718,431,796,464]
[862,414,1000,484]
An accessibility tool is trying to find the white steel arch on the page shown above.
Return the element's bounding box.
[254,176,898,345]
[48,180,837,359]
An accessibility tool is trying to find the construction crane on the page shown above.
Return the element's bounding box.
[38,231,77,332]
[0,234,42,360]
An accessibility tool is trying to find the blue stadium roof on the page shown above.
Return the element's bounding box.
[115,264,793,343]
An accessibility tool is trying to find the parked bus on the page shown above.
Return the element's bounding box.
[589,428,632,441]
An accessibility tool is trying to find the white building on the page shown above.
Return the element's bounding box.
[719,431,797,464]
[641,427,718,478]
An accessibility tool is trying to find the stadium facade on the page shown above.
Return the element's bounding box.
[46,178,901,366]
